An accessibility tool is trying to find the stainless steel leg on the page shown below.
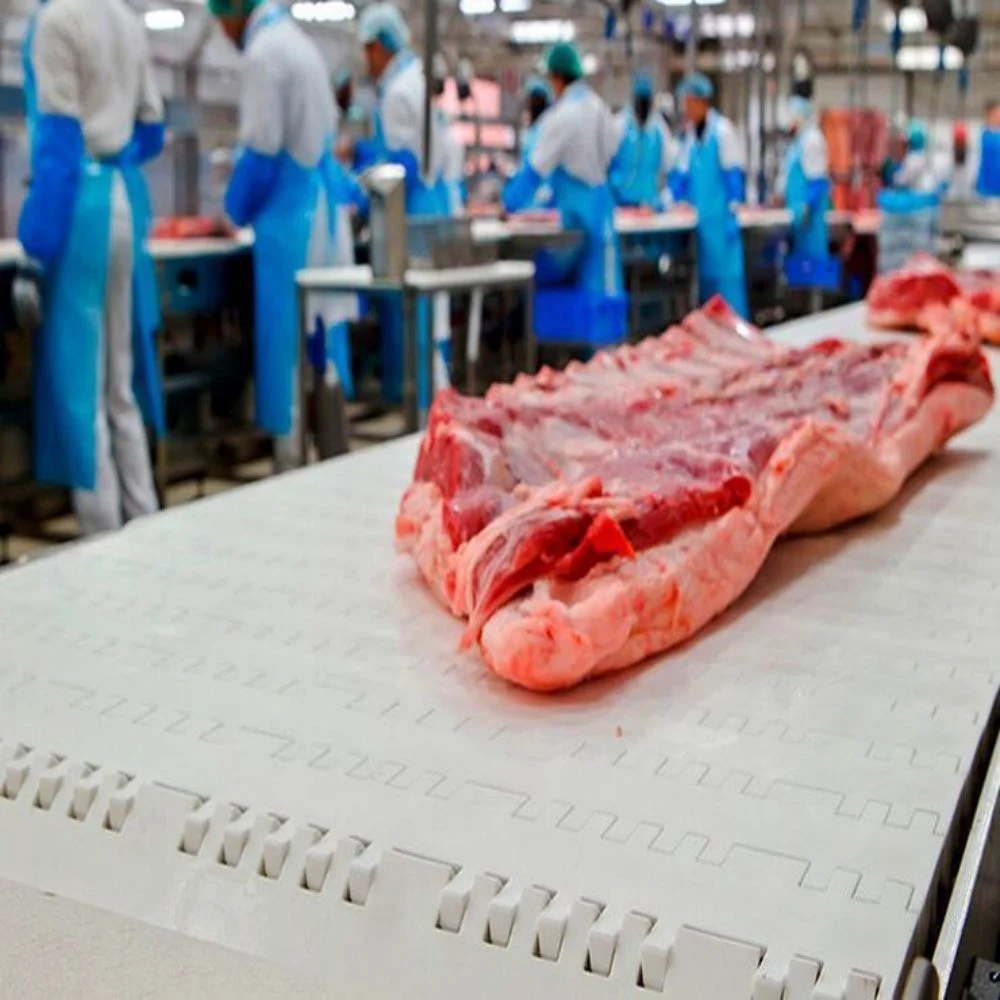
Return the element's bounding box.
[297,284,310,467]
[402,290,419,434]
[523,280,536,374]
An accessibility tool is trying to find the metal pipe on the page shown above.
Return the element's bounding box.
[685,0,697,74]
[755,0,767,203]
[422,0,438,179]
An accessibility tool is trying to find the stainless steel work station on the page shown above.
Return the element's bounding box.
[0,0,999,997]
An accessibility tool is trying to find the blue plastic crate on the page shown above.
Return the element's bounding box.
[534,290,629,347]
[784,253,842,292]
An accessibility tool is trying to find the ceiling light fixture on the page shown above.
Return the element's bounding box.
[145,7,184,30]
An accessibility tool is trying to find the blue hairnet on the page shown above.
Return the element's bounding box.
[357,2,410,53]
[525,74,551,100]
[633,71,654,99]
[676,72,714,101]
[908,119,928,152]
[545,41,583,80]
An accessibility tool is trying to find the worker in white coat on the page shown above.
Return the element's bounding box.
[503,42,623,299]
[17,0,165,534]
[208,0,337,470]
[432,55,465,218]
[358,2,445,408]
[776,96,830,259]
[669,73,749,318]
[893,120,939,194]
[611,71,674,210]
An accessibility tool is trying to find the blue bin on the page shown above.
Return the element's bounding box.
[534,290,629,348]
[784,253,842,292]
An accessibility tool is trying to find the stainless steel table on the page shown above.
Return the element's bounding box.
[295,261,535,445]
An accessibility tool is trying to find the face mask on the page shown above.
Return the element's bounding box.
[635,96,651,124]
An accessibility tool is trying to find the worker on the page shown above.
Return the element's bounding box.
[358,2,443,216]
[521,75,551,165]
[503,42,623,299]
[977,101,1000,198]
[358,2,445,407]
[209,0,336,471]
[611,70,674,210]
[669,73,749,319]
[16,0,165,535]
[893,120,938,194]
[776,96,830,259]
[433,55,465,218]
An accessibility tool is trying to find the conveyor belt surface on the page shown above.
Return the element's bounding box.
[0,305,996,999]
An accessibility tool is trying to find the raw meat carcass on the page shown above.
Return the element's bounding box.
[397,299,993,691]
[151,217,234,241]
[867,253,962,330]
[867,255,1000,345]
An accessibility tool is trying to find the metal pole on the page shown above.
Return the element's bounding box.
[684,0,697,75]
[755,0,767,203]
[422,0,439,179]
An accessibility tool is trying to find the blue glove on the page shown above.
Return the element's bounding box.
[668,168,689,204]
[225,148,280,227]
[503,163,542,214]
[723,168,744,206]
[132,121,165,165]
[805,177,829,213]
[725,209,741,239]
[18,114,83,266]
[384,147,421,195]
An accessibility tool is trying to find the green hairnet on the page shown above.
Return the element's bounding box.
[546,41,583,81]
[206,0,262,18]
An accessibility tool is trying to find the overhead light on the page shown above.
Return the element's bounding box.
[145,7,184,30]
[581,53,599,75]
[882,6,928,34]
[460,0,495,14]
[509,18,575,44]
[499,0,531,11]
[654,0,724,7]
[895,43,963,70]
[290,0,355,21]
[735,12,755,37]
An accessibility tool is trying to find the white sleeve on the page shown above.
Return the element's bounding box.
[238,46,283,156]
[673,132,691,174]
[382,83,421,155]
[801,129,828,180]
[716,117,745,171]
[134,22,164,124]
[659,121,675,175]
[34,11,80,119]
[527,105,568,177]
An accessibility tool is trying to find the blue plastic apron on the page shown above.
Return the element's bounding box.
[687,116,749,318]
[978,129,1000,198]
[371,50,444,409]
[25,18,164,488]
[240,5,320,435]
[612,113,664,209]
[785,132,831,260]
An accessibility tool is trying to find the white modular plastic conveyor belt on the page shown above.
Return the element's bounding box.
[0,305,997,999]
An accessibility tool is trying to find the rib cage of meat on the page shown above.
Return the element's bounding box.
[397,297,994,691]
[867,253,1000,345]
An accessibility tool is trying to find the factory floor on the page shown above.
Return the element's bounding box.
[2,408,405,568]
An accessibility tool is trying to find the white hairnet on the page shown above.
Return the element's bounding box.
[357,2,410,53]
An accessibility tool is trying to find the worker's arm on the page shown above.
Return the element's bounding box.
[607,110,631,204]
[380,85,424,190]
[17,10,83,265]
[225,46,283,227]
[504,103,567,213]
[798,128,830,223]
[131,28,165,165]
[667,136,690,204]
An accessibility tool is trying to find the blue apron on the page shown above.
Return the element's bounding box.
[240,4,320,435]
[536,86,622,297]
[978,129,1000,198]
[686,116,749,318]
[611,113,664,209]
[371,50,444,407]
[784,132,831,260]
[25,14,164,490]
